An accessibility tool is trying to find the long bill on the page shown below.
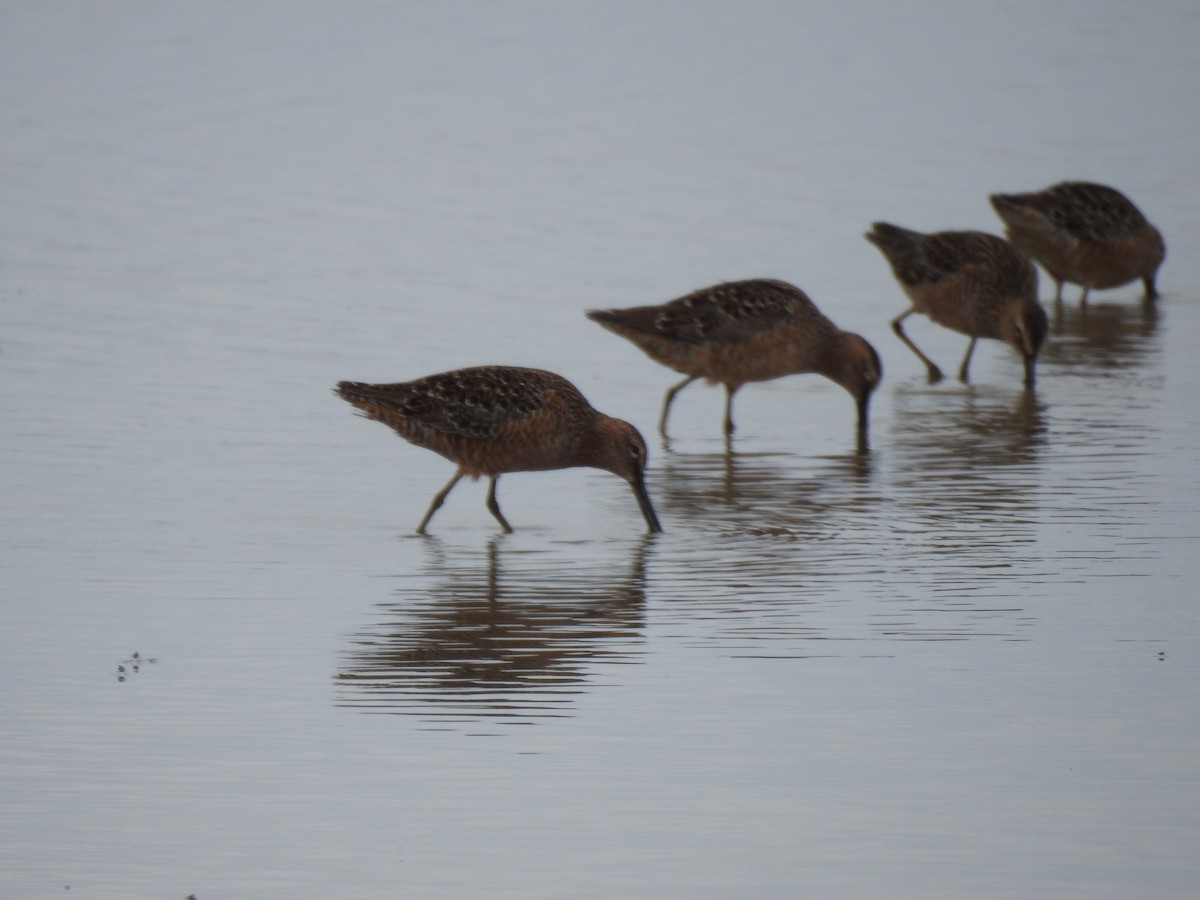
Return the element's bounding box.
[856,394,872,454]
[1023,354,1038,389]
[630,473,663,533]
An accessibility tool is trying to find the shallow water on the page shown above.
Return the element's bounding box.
[3,2,1200,897]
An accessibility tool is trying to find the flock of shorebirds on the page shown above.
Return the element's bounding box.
[335,180,1166,535]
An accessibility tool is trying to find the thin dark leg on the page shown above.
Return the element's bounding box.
[418,471,464,534]
[892,309,943,382]
[1053,279,1064,303]
[1143,274,1159,300]
[1079,286,1090,304]
[485,476,513,533]
[722,385,740,436]
[659,375,698,437]
[957,337,978,383]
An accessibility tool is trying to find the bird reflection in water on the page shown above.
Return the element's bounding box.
[1042,297,1160,377]
[880,386,1048,641]
[336,537,651,730]
[655,446,877,540]
[889,385,1046,502]
[887,385,1046,579]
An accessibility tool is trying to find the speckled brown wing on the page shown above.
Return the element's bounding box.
[336,367,585,440]
[589,279,817,347]
[868,225,1033,294]
[998,182,1150,241]
[652,279,812,344]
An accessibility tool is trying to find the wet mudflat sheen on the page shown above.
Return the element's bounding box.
[2,3,1199,898]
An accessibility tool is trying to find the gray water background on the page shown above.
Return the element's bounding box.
[3,2,1199,897]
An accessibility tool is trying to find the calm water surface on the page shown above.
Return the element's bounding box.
[2,2,1199,897]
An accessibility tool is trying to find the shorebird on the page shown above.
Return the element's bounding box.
[989,181,1165,303]
[586,279,881,446]
[865,223,1047,386]
[335,366,662,534]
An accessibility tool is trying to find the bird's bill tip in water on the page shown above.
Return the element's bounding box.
[856,422,870,455]
[631,475,663,533]
[853,394,872,452]
[1024,356,1038,388]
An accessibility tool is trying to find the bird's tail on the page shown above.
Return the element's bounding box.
[864,221,922,258]
[987,192,1048,231]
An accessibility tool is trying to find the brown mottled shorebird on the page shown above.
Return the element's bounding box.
[990,181,1165,303]
[335,366,662,534]
[586,279,882,447]
[865,223,1048,387]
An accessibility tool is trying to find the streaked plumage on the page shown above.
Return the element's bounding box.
[990,181,1165,303]
[587,279,882,447]
[865,223,1047,386]
[335,366,662,534]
